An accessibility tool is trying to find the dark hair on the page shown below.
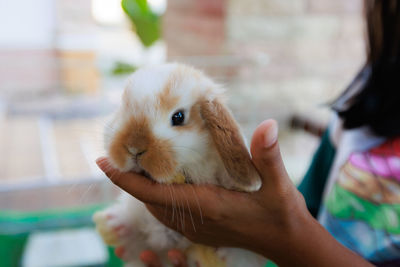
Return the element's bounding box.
[332,0,400,137]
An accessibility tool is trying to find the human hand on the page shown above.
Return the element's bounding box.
[139,249,187,267]
[97,120,306,261]
[113,244,187,266]
[97,119,371,267]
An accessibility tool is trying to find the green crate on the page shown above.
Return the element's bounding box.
[0,205,122,267]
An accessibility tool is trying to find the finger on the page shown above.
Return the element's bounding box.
[97,157,173,205]
[140,250,162,267]
[146,204,185,233]
[96,157,225,209]
[114,246,125,259]
[168,249,188,267]
[250,120,290,190]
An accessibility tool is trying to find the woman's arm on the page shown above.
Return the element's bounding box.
[97,120,372,267]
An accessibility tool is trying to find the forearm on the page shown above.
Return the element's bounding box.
[263,213,373,267]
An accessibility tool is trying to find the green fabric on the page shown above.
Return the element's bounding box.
[107,246,124,267]
[298,130,336,218]
[0,204,122,267]
[0,234,28,267]
[326,184,400,234]
[0,204,105,235]
[265,259,278,267]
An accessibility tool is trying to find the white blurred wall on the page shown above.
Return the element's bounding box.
[0,0,55,49]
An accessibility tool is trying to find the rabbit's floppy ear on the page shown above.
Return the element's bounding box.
[200,98,261,191]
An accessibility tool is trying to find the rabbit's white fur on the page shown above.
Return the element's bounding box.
[94,63,265,266]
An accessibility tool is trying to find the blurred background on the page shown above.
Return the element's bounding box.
[0,0,364,266]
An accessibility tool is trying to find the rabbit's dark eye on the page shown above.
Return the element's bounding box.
[171,110,185,126]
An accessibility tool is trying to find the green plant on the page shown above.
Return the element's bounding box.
[121,0,162,47]
[111,61,137,75]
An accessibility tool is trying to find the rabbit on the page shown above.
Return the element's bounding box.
[93,63,267,267]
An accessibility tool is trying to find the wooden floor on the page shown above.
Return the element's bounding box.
[0,116,105,186]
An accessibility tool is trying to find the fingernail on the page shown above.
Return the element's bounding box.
[96,157,107,170]
[264,121,278,148]
[96,157,104,164]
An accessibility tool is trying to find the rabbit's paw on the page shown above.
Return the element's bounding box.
[93,208,132,247]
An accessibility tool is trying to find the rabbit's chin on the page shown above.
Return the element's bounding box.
[111,156,179,184]
[136,169,181,185]
[138,169,156,181]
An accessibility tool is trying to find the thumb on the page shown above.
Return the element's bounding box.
[250,120,290,190]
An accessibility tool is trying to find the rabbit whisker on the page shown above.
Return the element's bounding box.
[171,186,181,230]
[175,187,185,232]
[189,184,204,224]
[162,185,168,221]
[167,184,176,224]
[180,191,186,232]
[79,183,94,203]
[101,161,113,172]
[170,185,178,224]
[181,189,186,231]
[183,188,196,232]
[107,169,119,182]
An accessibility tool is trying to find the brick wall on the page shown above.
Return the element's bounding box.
[225,0,365,122]
[163,0,227,58]
[163,0,365,115]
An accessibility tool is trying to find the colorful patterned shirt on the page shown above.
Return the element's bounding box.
[300,116,400,266]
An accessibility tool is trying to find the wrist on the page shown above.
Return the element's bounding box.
[248,191,313,263]
[268,210,372,267]
[267,205,315,265]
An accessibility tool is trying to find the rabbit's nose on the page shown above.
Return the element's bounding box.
[136,150,147,157]
[127,147,147,158]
